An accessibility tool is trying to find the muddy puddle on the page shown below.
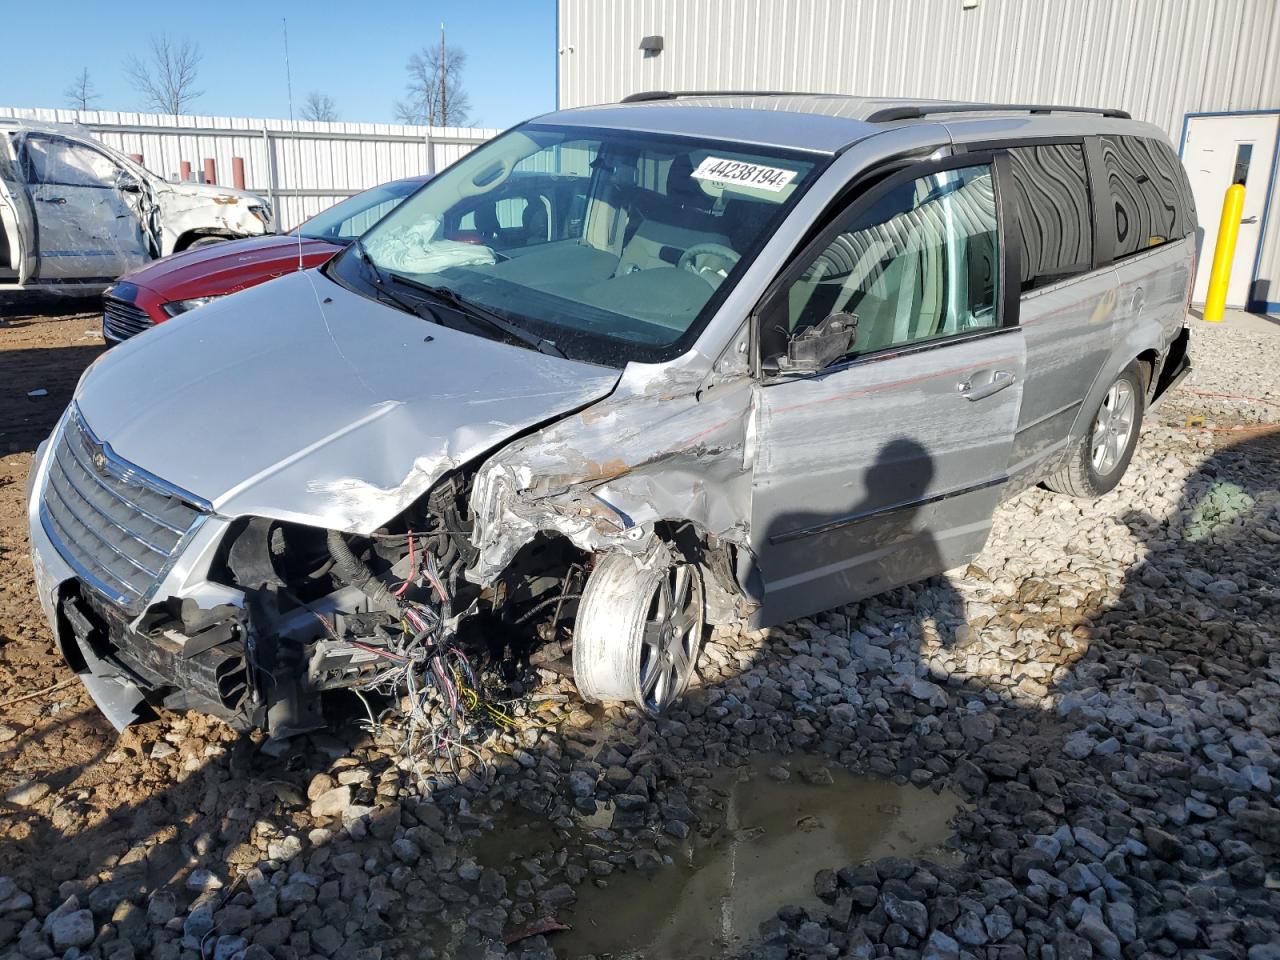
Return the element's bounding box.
[481,756,963,959]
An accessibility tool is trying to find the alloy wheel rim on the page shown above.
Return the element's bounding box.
[1091,379,1135,475]
[637,562,701,712]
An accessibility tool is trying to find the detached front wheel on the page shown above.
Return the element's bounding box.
[573,549,705,714]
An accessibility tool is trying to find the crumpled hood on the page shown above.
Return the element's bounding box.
[74,270,621,533]
[150,181,270,244]
[157,181,266,205]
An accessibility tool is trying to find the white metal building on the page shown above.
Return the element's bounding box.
[556,0,1280,314]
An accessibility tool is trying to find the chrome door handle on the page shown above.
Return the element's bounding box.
[1241,216,1258,224]
[959,369,1016,401]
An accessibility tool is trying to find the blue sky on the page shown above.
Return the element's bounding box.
[0,1,557,129]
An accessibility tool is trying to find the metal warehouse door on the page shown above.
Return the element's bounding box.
[1182,113,1279,308]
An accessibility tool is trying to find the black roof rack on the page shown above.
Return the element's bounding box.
[865,102,1131,123]
[620,90,823,103]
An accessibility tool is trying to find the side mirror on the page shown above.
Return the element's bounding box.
[114,171,142,193]
[771,312,858,374]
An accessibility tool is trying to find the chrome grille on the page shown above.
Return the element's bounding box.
[102,296,154,342]
[40,406,208,613]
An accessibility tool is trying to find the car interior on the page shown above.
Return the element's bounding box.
[355,129,812,354]
[783,167,1000,359]
[461,149,789,335]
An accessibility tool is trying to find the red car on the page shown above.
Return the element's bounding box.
[101,175,430,342]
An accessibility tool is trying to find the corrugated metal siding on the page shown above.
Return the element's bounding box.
[0,107,498,230]
[559,0,1280,305]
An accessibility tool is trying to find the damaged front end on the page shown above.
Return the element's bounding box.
[41,368,760,743]
[465,364,759,620]
[40,420,597,744]
[202,473,596,739]
[30,264,765,743]
[152,181,271,252]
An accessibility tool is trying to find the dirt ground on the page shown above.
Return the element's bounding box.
[0,300,202,897]
[0,303,106,746]
[2,301,1278,960]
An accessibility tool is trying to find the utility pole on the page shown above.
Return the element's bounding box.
[439,22,447,127]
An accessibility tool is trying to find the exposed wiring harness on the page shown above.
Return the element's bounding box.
[331,532,557,792]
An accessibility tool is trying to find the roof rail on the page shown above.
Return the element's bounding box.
[865,103,1131,123]
[620,90,819,103]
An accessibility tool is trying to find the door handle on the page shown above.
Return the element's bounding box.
[1241,216,1258,224]
[958,369,1016,401]
[36,196,66,204]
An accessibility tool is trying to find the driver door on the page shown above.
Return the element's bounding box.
[22,134,150,280]
[749,155,1026,627]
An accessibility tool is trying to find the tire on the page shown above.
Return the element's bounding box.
[1044,361,1145,498]
[572,548,705,714]
[186,235,228,249]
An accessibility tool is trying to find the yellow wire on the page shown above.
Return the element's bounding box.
[451,667,554,731]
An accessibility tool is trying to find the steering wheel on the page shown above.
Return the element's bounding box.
[678,243,741,288]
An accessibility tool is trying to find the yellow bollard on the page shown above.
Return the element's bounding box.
[1202,183,1246,322]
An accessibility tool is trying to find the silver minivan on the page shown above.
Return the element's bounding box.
[26,94,1195,735]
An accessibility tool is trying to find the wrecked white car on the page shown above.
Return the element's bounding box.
[26,95,1195,739]
[0,119,270,291]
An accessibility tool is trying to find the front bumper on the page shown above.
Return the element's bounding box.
[28,485,149,730]
[27,429,246,730]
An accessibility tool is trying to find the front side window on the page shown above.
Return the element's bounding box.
[25,136,121,188]
[1007,144,1094,291]
[771,163,999,363]
[329,124,821,366]
[1100,135,1193,259]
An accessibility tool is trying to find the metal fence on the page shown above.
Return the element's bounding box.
[0,107,499,230]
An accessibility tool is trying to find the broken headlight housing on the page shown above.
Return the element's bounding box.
[248,203,273,228]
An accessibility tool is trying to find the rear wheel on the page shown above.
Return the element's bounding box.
[1044,361,1145,498]
[572,549,705,714]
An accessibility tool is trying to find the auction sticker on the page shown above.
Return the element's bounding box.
[691,156,798,193]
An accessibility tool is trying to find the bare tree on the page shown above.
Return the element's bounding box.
[124,35,204,115]
[393,30,471,127]
[64,69,100,112]
[300,91,339,122]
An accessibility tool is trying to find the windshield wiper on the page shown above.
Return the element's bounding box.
[388,272,567,359]
[350,238,442,323]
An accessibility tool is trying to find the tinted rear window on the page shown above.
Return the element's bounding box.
[1007,143,1094,291]
[1150,138,1198,229]
[1100,135,1195,259]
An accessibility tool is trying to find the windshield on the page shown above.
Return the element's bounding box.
[296,179,424,242]
[327,124,823,366]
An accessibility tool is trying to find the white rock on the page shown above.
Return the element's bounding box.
[4,781,49,807]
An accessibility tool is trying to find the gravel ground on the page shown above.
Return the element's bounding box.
[1,307,1278,960]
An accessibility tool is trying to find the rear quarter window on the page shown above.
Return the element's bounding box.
[1007,143,1094,291]
[1099,135,1195,259]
